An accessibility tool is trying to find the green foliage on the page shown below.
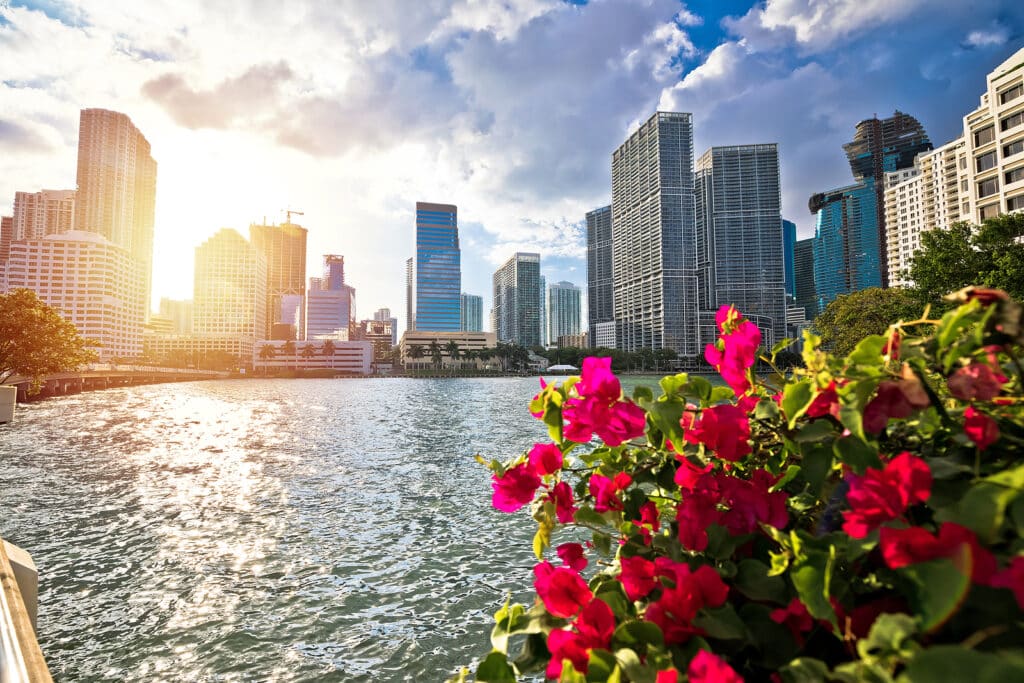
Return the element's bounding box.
[0,288,98,392]
[813,288,924,356]
[463,290,1024,682]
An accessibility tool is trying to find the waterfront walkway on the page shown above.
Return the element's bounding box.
[7,366,229,403]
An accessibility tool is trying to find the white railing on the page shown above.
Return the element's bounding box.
[0,541,50,682]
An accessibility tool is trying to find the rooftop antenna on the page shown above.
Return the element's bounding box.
[284,208,304,224]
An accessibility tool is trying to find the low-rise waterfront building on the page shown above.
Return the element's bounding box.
[252,339,373,374]
[399,330,497,367]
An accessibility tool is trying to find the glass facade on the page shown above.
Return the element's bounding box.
[783,219,797,299]
[460,293,483,332]
[547,281,582,343]
[794,238,817,320]
[492,252,541,347]
[414,202,461,332]
[586,205,613,348]
[812,180,881,311]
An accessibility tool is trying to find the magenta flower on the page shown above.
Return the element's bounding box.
[575,356,621,402]
[705,305,762,399]
[964,406,999,451]
[841,452,932,538]
[533,560,592,618]
[682,403,752,462]
[948,362,1006,401]
[688,650,744,683]
[491,462,542,512]
[562,356,647,446]
[549,481,577,523]
[528,442,563,476]
[619,555,657,601]
[589,472,632,513]
[557,542,588,572]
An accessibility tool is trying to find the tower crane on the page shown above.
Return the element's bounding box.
[283,208,305,224]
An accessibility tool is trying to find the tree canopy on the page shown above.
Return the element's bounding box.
[813,287,925,356]
[0,288,98,391]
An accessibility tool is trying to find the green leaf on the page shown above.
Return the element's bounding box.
[593,531,613,556]
[633,385,654,403]
[692,604,749,641]
[846,335,887,367]
[779,657,830,683]
[833,435,882,473]
[773,465,802,491]
[782,380,815,429]
[475,651,517,683]
[613,648,654,683]
[793,419,838,443]
[573,506,607,528]
[755,397,781,422]
[898,646,1024,683]
[586,650,618,682]
[935,463,1024,543]
[900,554,972,632]
[790,551,835,625]
[856,613,919,664]
[646,398,686,447]
[659,373,693,398]
[734,559,787,603]
[709,386,736,405]
[837,378,880,441]
[612,621,664,651]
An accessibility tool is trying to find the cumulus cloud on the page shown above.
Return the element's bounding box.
[0,118,56,152]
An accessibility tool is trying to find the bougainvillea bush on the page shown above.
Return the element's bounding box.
[453,288,1024,683]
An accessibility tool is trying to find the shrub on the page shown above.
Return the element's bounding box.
[454,287,1024,682]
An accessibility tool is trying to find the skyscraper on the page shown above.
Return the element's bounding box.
[783,219,797,300]
[612,112,697,355]
[12,189,76,240]
[250,220,308,340]
[192,228,266,361]
[548,281,582,344]
[374,307,399,345]
[306,255,356,340]
[810,181,880,311]
[794,238,816,320]
[493,252,541,347]
[405,257,414,333]
[586,205,614,348]
[695,144,786,348]
[413,202,461,331]
[460,293,483,332]
[539,275,547,347]
[74,108,157,311]
[0,216,11,280]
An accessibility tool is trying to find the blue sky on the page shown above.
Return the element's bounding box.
[1,1,1023,330]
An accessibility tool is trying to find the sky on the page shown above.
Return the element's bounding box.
[2,0,1023,333]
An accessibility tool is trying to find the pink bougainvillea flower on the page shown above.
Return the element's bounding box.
[619,555,658,601]
[682,403,752,462]
[770,598,815,644]
[562,357,647,446]
[575,356,622,402]
[705,305,762,401]
[528,442,563,476]
[883,328,901,360]
[805,381,841,420]
[634,500,660,544]
[549,481,577,523]
[590,472,632,513]
[948,363,1006,401]
[491,462,542,512]
[544,598,615,678]
[964,406,1000,451]
[644,561,728,644]
[879,522,996,584]
[596,400,648,447]
[992,556,1024,609]
[674,456,714,491]
[676,491,721,552]
[529,377,548,418]
[655,670,680,683]
[841,452,932,539]
[557,543,588,572]
[862,378,931,434]
[533,561,592,618]
[845,596,910,639]
[688,650,744,683]
[718,469,788,535]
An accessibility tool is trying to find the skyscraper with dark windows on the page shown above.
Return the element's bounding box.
[695,144,786,349]
[493,252,541,347]
[611,112,697,356]
[586,205,614,348]
[413,202,461,331]
[794,238,817,320]
[783,219,797,300]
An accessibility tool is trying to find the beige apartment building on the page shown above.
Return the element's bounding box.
[885,48,1024,286]
[399,330,497,366]
[11,189,76,240]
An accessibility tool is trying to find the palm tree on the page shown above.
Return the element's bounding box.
[281,340,297,369]
[429,340,443,370]
[407,344,425,369]
[258,344,275,376]
[322,339,336,356]
[445,340,460,372]
[300,343,317,368]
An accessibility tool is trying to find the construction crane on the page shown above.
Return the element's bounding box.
[283,208,304,224]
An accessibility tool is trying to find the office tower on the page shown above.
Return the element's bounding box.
[12,189,76,240]
[612,112,697,355]
[842,111,932,287]
[374,307,399,345]
[405,257,414,333]
[586,205,614,348]
[810,182,880,311]
[782,219,797,300]
[460,293,483,332]
[794,238,817,320]
[193,229,267,356]
[0,216,11,278]
[548,281,582,344]
[695,144,787,348]
[74,108,157,311]
[306,254,356,340]
[492,252,541,347]
[539,275,547,347]
[158,298,193,334]
[5,231,144,360]
[250,220,308,340]
[413,202,461,331]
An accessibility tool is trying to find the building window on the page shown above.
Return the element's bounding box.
[1006,140,1024,159]
[974,125,995,146]
[1002,111,1024,132]
[961,179,969,192]
[1000,83,1024,105]
[1008,167,1024,185]
[976,150,998,172]
[978,178,999,198]
[979,203,1000,221]
[1008,194,1024,211]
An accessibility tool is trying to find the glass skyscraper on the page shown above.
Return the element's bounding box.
[586,205,613,348]
[547,281,582,344]
[460,293,483,332]
[493,252,541,347]
[811,180,880,311]
[782,219,797,300]
[413,202,461,331]
[695,144,786,349]
[794,237,817,320]
[612,112,697,356]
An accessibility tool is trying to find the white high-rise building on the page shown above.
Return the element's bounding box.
[612,112,698,356]
[193,229,266,361]
[493,252,542,347]
[883,48,1024,285]
[4,231,144,360]
[12,189,76,240]
[547,281,582,344]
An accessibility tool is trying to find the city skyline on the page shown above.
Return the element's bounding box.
[3,2,1022,334]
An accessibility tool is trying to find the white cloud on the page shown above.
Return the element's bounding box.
[964,22,1011,48]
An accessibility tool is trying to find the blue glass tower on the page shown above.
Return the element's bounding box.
[782,219,796,300]
[414,202,461,331]
[810,180,880,311]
